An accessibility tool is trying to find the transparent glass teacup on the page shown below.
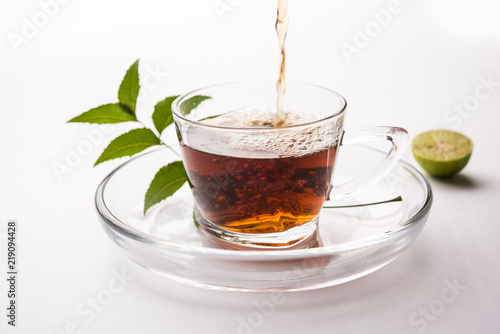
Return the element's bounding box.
[172,82,407,249]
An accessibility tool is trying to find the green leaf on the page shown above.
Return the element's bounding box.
[144,161,188,214]
[179,95,211,115]
[95,128,160,166]
[118,60,140,115]
[198,112,229,122]
[152,95,179,135]
[68,103,137,124]
[193,210,200,229]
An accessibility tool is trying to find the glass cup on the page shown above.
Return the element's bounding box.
[172,82,407,249]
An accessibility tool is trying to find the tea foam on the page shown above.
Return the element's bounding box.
[201,107,340,158]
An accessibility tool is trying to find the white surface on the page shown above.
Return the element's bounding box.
[1,0,499,333]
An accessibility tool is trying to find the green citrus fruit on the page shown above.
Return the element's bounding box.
[412,129,473,177]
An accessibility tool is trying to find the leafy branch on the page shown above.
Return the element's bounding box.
[69,60,210,214]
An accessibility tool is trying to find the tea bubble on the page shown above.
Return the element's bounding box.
[201,107,340,158]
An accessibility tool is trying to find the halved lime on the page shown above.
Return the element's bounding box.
[412,129,473,177]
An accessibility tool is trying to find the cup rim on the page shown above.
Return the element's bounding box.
[171,81,347,131]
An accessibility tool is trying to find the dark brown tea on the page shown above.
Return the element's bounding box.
[180,131,336,234]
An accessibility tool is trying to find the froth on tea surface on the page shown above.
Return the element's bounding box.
[180,108,338,235]
[188,107,337,157]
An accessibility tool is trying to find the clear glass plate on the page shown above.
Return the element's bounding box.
[96,144,432,292]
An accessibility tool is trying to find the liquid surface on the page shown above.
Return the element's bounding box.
[194,108,337,159]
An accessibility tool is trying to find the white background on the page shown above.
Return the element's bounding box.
[1,0,500,333]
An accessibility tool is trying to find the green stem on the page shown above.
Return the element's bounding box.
[159,140,182,158]
[323,196,403,209]
[137,120,181,158]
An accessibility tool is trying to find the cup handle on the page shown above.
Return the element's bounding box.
[328,126,408,199]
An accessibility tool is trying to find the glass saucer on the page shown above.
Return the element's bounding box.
[95,145,432,292]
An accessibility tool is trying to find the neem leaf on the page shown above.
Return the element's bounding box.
[193,210,200,229]
[118,60,140,115]
[152,95,179,135]
[198,112,229,122]
[95,128,160,166]
[68,103,137,124]
[179,95,211,115]
[144,161,188,214]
